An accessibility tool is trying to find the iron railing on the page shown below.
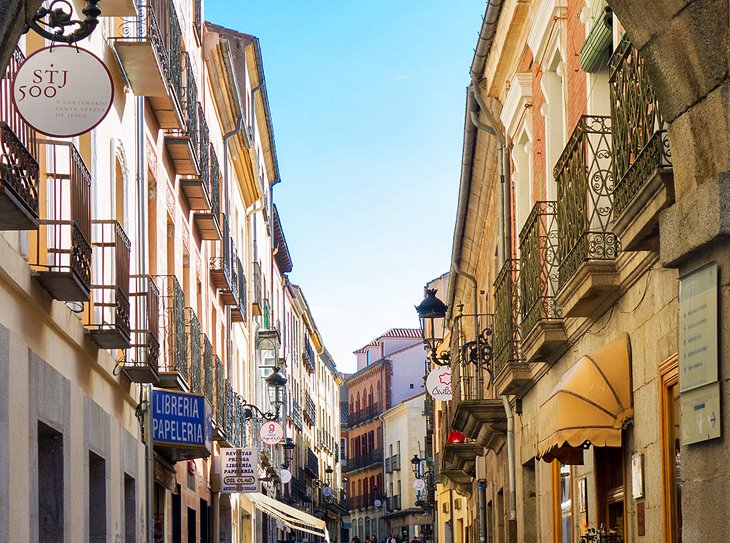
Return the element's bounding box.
[450,312,494,402]
[225,379,235,440]
[494,259,521,377]
[214,356,225,429]
[291,400,303,429]
[555,115,618,287]
[203,335,214,406]
[385,457,392,473]
[197,103,209,189]
[31,140,92,300]
[609,39,672,217]
[252,260,262,309]
[305,392,316,424]
[87,220,131,345]
[183,55,199,160]
[306,448,319,478]
[303,337,315,372]
[185,307,201,393]
[166,1,183,109]
[519,201,562,337]
[391,454,401,471]
[344,448,384,472]
[209,144,220,220]
[155,275,188,381]
[192,0,202,39]
[0,46,39,228]
[123,275,160,381]
[386,495,401,512]
[231,257,246,322]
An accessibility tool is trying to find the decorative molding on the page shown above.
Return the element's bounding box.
[527,0,568,63]
[501,73,533,139]
[145,139,158,183]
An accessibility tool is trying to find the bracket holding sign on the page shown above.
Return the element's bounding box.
[25,0,102,44]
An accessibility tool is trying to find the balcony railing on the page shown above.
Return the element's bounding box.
[203,335,214,407]
[155,275,188,389]
[610,39,672,218]
[122,275,160,383]
[385,457,392,473]
[225,379,235,442]
[231,257,246,323]
[214,356,225,430]
[86,220,131,349]
[30,140,91,301]
[494,259,521,377]
[344,448,384,472]
[113,0,184,127]
[164,54,198,176]
[304,392,316,425]
[306,447,319,478]
[386,495,401,512]
[0,46,39,229]
[251,261,262,315]
[291,400,303,429]
[391,454,401,471]
[303,337,315,373]
[519,201,562,336]
[185,307,202,394]
[555,115,619,288]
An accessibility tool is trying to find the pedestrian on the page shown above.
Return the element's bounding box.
[386,534,398,543]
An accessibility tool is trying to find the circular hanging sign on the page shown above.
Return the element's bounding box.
[413,478,426,491]
[259,420,284,445]
[322,486,333,497]
[279,468,292,484]
[373,498,382,508]
[12,46,114,137]
[426,366,452,401]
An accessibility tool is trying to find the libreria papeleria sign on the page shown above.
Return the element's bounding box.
[151,389,211,450]
[12,46,113,137]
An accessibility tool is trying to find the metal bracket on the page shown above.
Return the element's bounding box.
[24,0,101,44]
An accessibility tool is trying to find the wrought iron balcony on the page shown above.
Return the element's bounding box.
[86,221,131,349]
[30,140,91,301]
[391,454,401,471]
[555,115,621,316]
[224,379,235,443]
[343,448,384,472]
[213,356,226,436]
[555,115,619,285]
[291,400,303,429]
[610,39,674,251]
[122,275,160,383]
[304,392,316,425]
[211,220,239,306]
[518,201,567,363]
[202,335,214,407]
[185,307,202,394]
[386,495,401,512]
[231,257,247,323]
[251,261,262,316]
[154,275,188,389]
[192,140,221,240]
[112,0,185,128]
[164,54,198,176]
[306,447,319,478]
[0,47,39,230]
[385,457,392,474]
[303,337,316,373]
[192,0,202,40]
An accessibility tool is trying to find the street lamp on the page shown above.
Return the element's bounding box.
[281,437,296,468]
[415,288,449,366]
[243,366,287,421]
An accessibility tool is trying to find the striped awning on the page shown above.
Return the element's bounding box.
[244,492,329,541]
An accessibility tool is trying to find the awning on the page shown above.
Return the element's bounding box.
[537,334,632,464]
[245,492,329,540]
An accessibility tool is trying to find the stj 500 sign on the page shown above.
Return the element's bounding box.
[12,46,113,137]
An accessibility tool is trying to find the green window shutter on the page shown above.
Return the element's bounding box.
[579,3,613,73]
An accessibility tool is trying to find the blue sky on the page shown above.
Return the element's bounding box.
[206,1,487,373]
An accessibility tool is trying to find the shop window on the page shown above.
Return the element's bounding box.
[660,356,681,542]
[124,474,136,543]
[522,460,538,542]
[172,485,181,543]
[38,422,64,542]
[553,463,573,543]
[497,489,505,543]
[595,447,625,536]
[89,451,107,543]
[187,507,196,543]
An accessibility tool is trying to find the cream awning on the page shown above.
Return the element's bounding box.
[244,492,328,540]
[537,334,632,464]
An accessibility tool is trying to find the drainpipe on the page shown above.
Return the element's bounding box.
[478,480,487,543]
[501,396,517,524]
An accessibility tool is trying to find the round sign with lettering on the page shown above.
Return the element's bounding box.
[413,478,426,491]
[12,46,113,137]
[279,468,292,484]
[322,486,333,497]
[373,499,382,508]
[426,366,453,401]
[259,421,284,445]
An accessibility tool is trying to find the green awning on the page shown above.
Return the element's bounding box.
[579,3,613,73]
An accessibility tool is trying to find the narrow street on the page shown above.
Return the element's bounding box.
[0,1,727,543]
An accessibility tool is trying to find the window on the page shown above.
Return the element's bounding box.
[660,355,681,542]
[409,383,414,389]
[124,474,136,543]
[366,351,371,365]
[89,451,107,543]
[553,463,572,543]
[38,422,64,541]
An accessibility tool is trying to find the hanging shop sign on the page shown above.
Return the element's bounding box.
[151,389,212,461]
[12,45,113,137]
[413,478,426,491]
[426,366,452,401]
[279,468,292,484]
[218,447,259,493]
[259,420,284,445]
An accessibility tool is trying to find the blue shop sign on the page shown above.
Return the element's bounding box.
[151,389,212,458]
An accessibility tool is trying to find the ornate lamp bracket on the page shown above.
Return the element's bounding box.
[25,0,101,44]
